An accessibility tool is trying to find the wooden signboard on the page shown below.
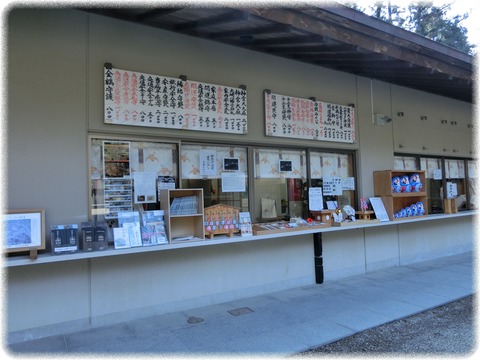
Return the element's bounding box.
[105,66,247,134]
[264,90,355,143]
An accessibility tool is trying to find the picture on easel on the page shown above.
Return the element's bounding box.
[3,209,45,258]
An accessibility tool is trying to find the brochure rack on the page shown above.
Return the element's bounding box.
[160,189,205,242]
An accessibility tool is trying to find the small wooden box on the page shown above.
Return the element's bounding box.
[356,210,374,220]
[444,199,458,214]
[310,210,335,225]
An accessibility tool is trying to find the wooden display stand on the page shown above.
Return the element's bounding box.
[444,199,458,214]
[310,210,335,225]
[160,188,205,242]
[373,170,428,221]
[204,204,240,239]
[356,210,374,220]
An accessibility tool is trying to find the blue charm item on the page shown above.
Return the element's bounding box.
[409,173,423,192]
[416,201,425,215]
[392,176,402,192]
[400,175,411,192]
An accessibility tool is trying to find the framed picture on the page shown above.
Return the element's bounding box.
[4,209,46,253]
[103,141,131,178]
[279,160,292,172]
[223,157,239,171]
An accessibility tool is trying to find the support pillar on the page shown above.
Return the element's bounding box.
[313,232,323,284]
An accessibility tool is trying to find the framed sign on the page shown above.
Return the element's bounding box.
[223,157,239,171]
[279,160,293,172]
[104,66,248,134]
[264,90,355,143]
[4,209,46,253]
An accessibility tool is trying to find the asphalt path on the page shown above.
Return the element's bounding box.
[296,295,475,356]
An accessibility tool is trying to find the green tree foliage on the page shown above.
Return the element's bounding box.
[340,1,473,54]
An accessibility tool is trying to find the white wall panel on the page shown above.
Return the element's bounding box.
[322,229,366,280]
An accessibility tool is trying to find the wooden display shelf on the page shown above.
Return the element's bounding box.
[379,195,428,221]
[160,188,205,242]
[374,170,428,221]
[373,170,426,196]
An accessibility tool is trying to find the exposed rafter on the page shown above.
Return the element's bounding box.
[81,5,473,103]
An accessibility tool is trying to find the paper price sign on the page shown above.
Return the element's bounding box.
[323,176,343,196]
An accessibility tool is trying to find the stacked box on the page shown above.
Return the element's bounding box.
[51,224,79,255]
[81,221,109,251]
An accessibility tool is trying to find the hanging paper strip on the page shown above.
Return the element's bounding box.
[264,91,355,143]
[105,67,247,134]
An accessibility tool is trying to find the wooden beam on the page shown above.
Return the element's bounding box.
[175,10,249,31]
[136,8,182,22]
[243,7,472,81]
[208,24,292,39]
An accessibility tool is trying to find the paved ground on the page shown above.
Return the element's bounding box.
[6,252,474,357]
[298,295,475,356]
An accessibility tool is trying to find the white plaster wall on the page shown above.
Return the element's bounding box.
[391,85,473,157]
[355,78,396,198]
[7,9,89,226]
[398,217,474,264]
[364,226,400,272]
[88,236,314,327]
[322,229,366,280]
[6,261,91,339]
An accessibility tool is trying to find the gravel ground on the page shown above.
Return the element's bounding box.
[296,295,475,356]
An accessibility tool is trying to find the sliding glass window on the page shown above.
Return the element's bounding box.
[253,148,307,222]
[420,157,444,214]
[180,144,249,211]
[445,158,467,210]
[467,160,478,209]
[309,151,355,210]
[89,136,178,225]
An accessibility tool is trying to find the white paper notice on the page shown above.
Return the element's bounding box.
[308,187,324,211]
[158,176,176,190]
[133,172,156,204]
[447,182,458,199]
[221,172,246,192]
[433,169,442,180]
[342,177,355,190]
[326,201,338,210]
[199,150,217,176]
[369,197,390,222]
[323,176,343,195]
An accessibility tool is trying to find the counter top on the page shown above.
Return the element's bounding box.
[4,211,476,268]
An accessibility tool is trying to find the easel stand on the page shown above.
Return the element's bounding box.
[29,249,38,260]
[356,210,374,220]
